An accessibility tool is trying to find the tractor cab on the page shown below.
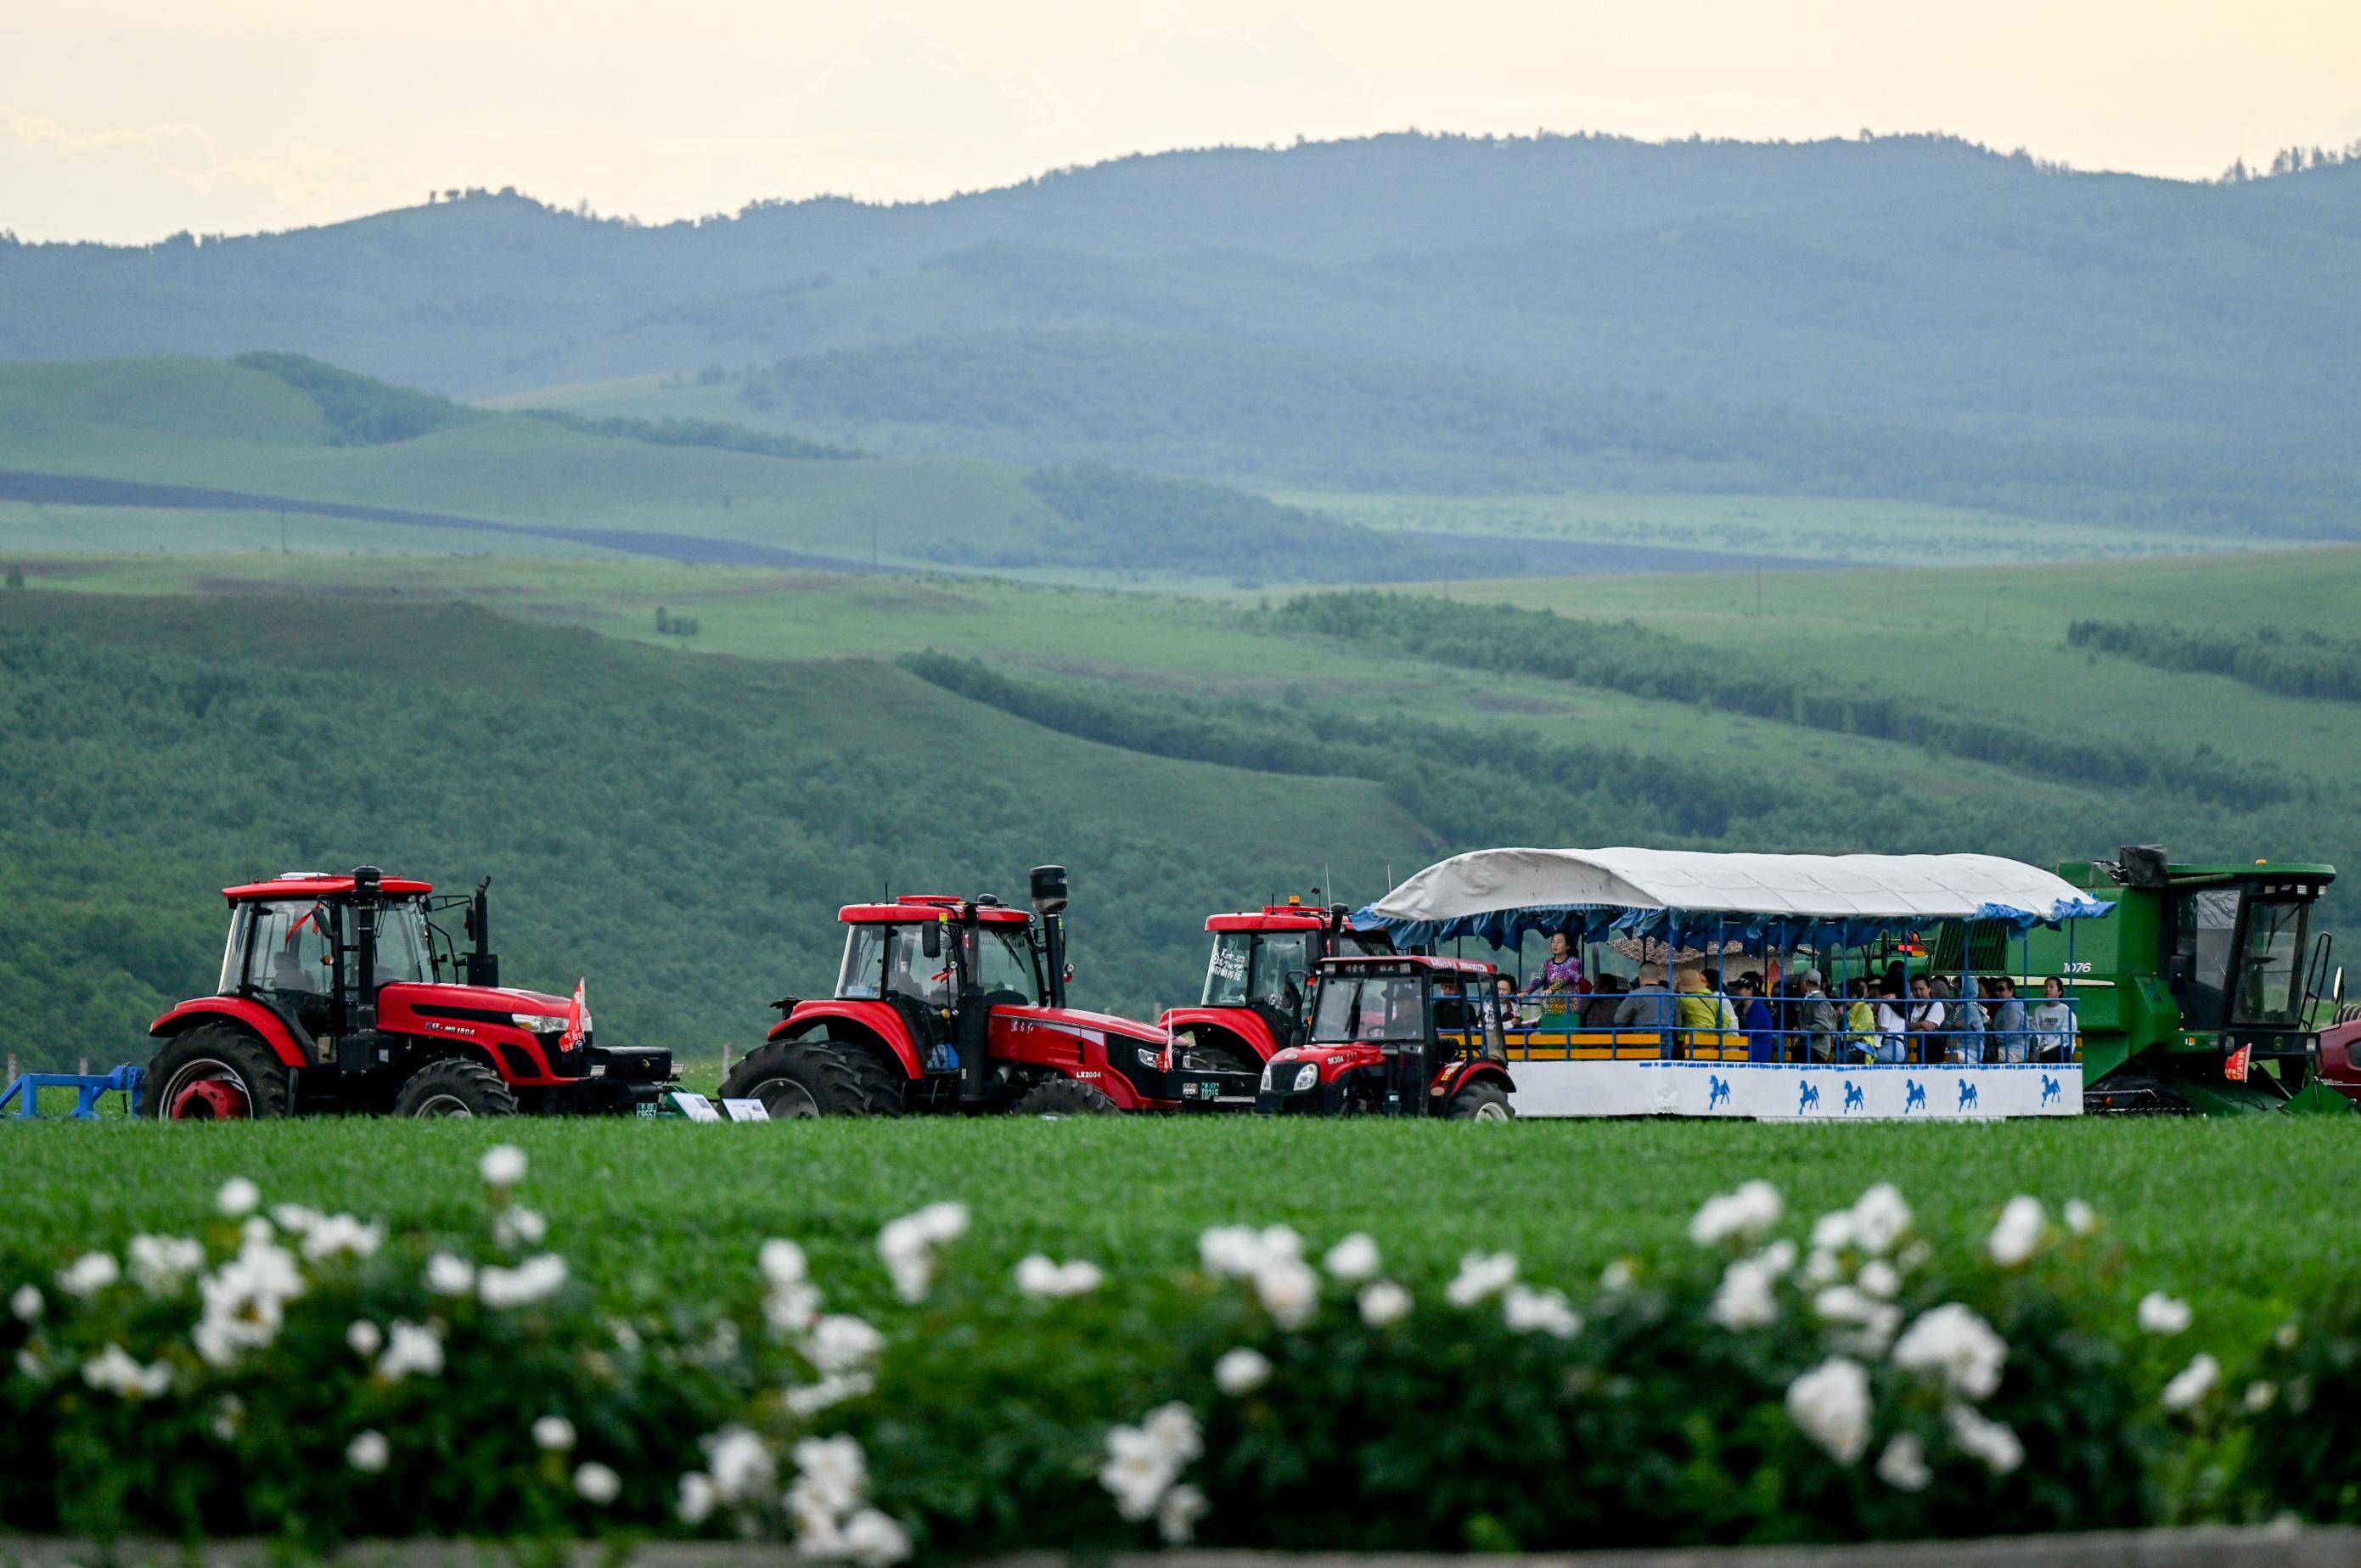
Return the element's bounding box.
[733,865,1255,1116]
[146,867,672,1119]
[1158,898,1392,1073]
[1254,954,1516,1119]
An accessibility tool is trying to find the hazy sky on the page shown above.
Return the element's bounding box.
[7,0,2359,244]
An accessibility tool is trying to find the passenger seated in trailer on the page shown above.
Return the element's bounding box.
[1871,980,1908,1064]
[1948,980,1989,1064]
[1841,979,1879,1061]
[1581,973,1626,1028]
[1675,964,1738,1050]
[1487,975,1526,1031]
[1613,964,1677,1038]
[1906,975,1947,1063]
[2032,977,2080,1062]
[1987,975,2029,1064]
[1734,975,1779,1063]
[1795,969,1841,1062]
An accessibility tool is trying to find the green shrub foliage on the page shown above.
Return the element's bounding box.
[2069,620,2361,705]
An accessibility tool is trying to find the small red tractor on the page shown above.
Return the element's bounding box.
[1156,897,1393,1075]
[143,867,673,1118]
[1253,953,1517,1119]
[721,865,1255,1115]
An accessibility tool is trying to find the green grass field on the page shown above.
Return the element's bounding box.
[6,1117,2350,1368]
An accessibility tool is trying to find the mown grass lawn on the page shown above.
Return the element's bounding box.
[7,1116,2353,1369]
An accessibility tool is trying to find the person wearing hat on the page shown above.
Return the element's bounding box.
[1796,969,1841,1063]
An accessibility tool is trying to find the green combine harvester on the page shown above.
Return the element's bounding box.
[2010,846,2353,1114]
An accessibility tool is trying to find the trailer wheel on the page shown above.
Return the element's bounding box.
[721,1041,905,1117]
[393,1058,520,1118]
[145,1026,292,1121]
[1446,1080,1515,1121]
[1014,1077,1120,1116]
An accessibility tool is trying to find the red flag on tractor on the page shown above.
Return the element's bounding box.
[2224,1043,2251,1082]
[561,980,588,1051]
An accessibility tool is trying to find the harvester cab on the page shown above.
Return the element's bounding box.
[1254,954,1515,1119]
[144,867,674,1119]
[727,864,1256,1116]
[2025,846,2352,1114]
[1157,897,1393,1075]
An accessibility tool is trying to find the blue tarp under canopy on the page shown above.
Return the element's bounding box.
[1353,847,2113,952]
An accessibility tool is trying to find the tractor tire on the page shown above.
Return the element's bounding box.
[393,1058,520,1118]
[720,1040,905,1117]
[1446,1080,1515,1121]
[144,1026,293,1121]
[1014,1076,1120,1116]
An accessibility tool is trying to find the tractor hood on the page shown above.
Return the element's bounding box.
[384,981,578,1018]
[1271,1042,1385,1081]
[997,1005,1169,1045]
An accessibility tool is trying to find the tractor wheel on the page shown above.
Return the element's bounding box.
[720,1041,905,1118]
[144,1026,292,1121]
[1446,1080,1515,1121]
[1014,1076,1120,1116]
[393,1058,520,1118]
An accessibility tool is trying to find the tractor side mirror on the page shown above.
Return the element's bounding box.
[463,907,478,942]
[2336,965,2347,1005]
[922,922,942,960]
[1062,962,1076,984]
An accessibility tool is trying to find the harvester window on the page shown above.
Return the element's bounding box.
[1308,975,1425,1043]
[2173,889,2240,1029]
[1204,933,1252,1006]
[2232,899,2308,1026]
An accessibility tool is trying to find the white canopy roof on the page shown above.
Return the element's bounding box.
[1362,847,2109,937]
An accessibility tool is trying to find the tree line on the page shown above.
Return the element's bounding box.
[2068,620,2361,705]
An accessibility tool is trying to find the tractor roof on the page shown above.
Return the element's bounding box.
[839,896,1031,927]
[1318,953,1496,978]
[2168,861,2336,885]
[1206,900,1365,933]
[222,873,435,901]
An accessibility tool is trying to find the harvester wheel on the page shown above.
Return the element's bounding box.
[393,1058,519,1118]
[1446,1081,1515,1121]
[145,1026,291,1121]
[721,1041,904,1117]
[1014,1076,1119,1116]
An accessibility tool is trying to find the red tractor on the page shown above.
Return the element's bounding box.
[1156,898,1393,1076]
[1253,953,1517,1120]
[143,867,673,1118]
[721,865,1254,1116]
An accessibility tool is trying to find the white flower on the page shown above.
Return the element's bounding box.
[216,1177,261,1218]
[56,1252,121,1298]
[840,1507,913,1567]
[81,1343,171,1399]
[1785,1357,1872,1464]
[1197,1224,1263,1278]
[2161,1352,2220,1413]
[301,1214,385,1263]
[270,1203,323,1235]
[876,1202,968,1304]
[1446,1250,1518,1307]
[346,1319,384,1357]
[1014,1254,1104,1299]
[1252,1256,1319,1329]
[902,1203,969,1245]
[376,1320,444,1381]
[806,1314,886,1376]
[1810,1211,1855,1253]
[1099,1430,1178,1521]
[534,1414,577,1452]
[2063,1198,2097,1236]
[2274,1322,2300,1350]
[1141,1402,1204,1465]
[2137,1291,2193,1336]
[2244,1380,2278,1413]
[1813,1285,1875,1325]
[10,1284,43,1323]
[1708,1256,1779,1330]
[127,1234,206,1294]
[1214,1346,1272,1395]
[1875,1433,1931,1492]
[1156,1483,1208,1545]
[1599,1258,1636,1293]
[1323,1233,1381,1283]
[347,1430,391,1474]
[574,1461,621,1505]
[676,1473,718,1526]
[1757,1239,1798,1279]
[424,1253,476,1296]
[702,1425,776,1503]
[1689,1179,1784,1246]
[191,1228,306,1368]
[1856,1261,1901,1301]
[1892,1303,2008,1401]
[494,1207,548,1250]
[1986,1195,2045,1267]
[480,1144,528,1189]
[478,1254,568,1308]
[1358,1279,1412,1327]
[792,1435,868,1513]
[760,1237,810,1286]
[1944,1403,2024,1475]
[785,1373,874,1417]
[767,1281,824,1336]
[1848,1184,1912,1254]
[14,1349,48,1385]
[1503,1284,1582,1340]
[1802,1249,1843,1288]
[211,1394,244,1442]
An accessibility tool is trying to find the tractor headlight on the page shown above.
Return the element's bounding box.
[512,1013,568,1033]
[1292,1062,1318,1093]
[1260,1061,1277,1091]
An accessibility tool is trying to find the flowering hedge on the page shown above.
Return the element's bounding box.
[0,1155,2313,1555]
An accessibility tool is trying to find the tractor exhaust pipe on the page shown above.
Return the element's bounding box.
[465,876,499,988]
[1030,865,1070,1010]
[351,865,381,1032]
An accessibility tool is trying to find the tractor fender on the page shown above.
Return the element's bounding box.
[1432,1059,1516,1100]
[2317,1018,2361,1098]
[149,998,309,1070]
[769,1000,924,1081]
[1157,1006,1281,1063]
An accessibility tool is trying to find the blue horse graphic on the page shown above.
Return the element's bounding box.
[1707,1074,1731,1111]
[2040,1073,2061,1107]
[1903,1079,1927,1114]
[1957,1078,1981,1113]
[1841,1080,1865,1114]
[1797,1079,1822,1115]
